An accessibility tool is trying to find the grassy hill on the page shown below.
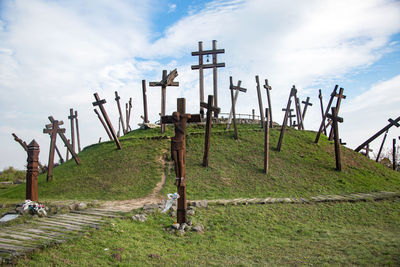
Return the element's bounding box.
[1,123,399,203]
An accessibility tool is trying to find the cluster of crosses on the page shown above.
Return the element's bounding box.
[11,40,400,224]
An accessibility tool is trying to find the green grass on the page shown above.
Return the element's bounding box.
[14,199,400,266]
[1,124,400,203]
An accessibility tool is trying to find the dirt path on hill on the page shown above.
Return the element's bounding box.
[97,150,171,212]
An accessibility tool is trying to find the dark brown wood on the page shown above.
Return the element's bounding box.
[294,96,304,130]
[252,109,255,120]
[53,141,64,163]
[142,80,149,123]
[92,93,122,150]
[263,79,273,128]
[126,97,132,132]
[301,97,313,122]
[74,111,81,153]
[201,95,220,167]
[355,116,400,152]
[43,120,63,181]
[277,86,295,151]
[328,88,346,140]
[393,138,397,171]
[318,89,327,135]
[255,75,265,128]
[94,108,113,141]
[48,116,81,164]
[11,133,28,151]
[68,108,76,153]
[114,91,126,134]
[161,98,201,224]
[26,140,39,201]
[227,78,247,130]
[65,139,69,161]
[193,42,205,117]
[149,69,179,133]
[229,77,243,140]
[376,130,388,162]
[327,107,343,171]
[315,85,338,143]
[264,108,270,174]
[361,144,373,158]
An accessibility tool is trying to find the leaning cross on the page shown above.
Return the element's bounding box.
[318,89,327,135]
[94,108,113,141]
[226,77,247,130]
[376,130,389,162]
[255,75,265,128]
[43,119,65,181]
[75,110,81,153]
[277,86,296,151]
[161,98,201,224]
[315,85,339,143]
[282,108,294,127]
[361,144,373,158]
[68,108,77,153]
[12,133,44,169]
[92,93,122,150]
[229,77,247,140]
[294,96,304,130]
[263,79,273,128]
[355,116,400,152]
[192,40,225,117]
[328,88,346,140]
[301,97,313,121]
[114,91,126,134]
[149,69,179,133]
[201,95,220,167]
[326,107,343,171]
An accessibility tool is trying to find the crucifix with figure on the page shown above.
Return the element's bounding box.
[150,69,179,133]
[161,98,201,224]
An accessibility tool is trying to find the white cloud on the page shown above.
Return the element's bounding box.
[168,4,177,13]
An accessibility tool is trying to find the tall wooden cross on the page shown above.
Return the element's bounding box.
[142,80,149,123]
[94,108,113,141]
[355,116,400,152]
[114,91,126,134]
[255,76,265,128]
[126,97,132,132]
[361,144,373,158]
[191,40,225,117]
[45,132,64,163]
[263,79,273,128]
[43,119,65,181]
[68,108,77,153]
[201,95,220,167]
[75,110,81,153]
[264,108,270,174]
[282,108,294,127]
[301,97,313,121]
[376,130,389,162]
[326,107,343,171]
[293,96,304,130]
[226,77,247,130]
[277,86,296,151]
[161,98,201,224]
[92,93,122,150]
[149,69,179,133]
[315,85,338,143]
[318,89,327,135]
[393,138,397,171]
[328,88,346,140]
[229,77,247,140]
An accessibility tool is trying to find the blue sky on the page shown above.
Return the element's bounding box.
[0,0,400,170]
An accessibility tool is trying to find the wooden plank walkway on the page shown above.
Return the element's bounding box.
[0,209,123,264]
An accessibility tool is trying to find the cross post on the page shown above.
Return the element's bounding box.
[26,140,40,201]
[277,86,296,151]
[376,130,389,162]
[150,69,179,133]
[315,85,338,143]
[75,110,81,153]
[301,97,313,121]
[264,108,270,174]
[142,80,149,123]
[94,108,113,141]
[393,138,397,171]
[161,98,201,224]
[328,88,346,140]
[229,77,247,140]
[318,89,327,135]
[43,119,65,181]
[127,97,132,132]
[226,77,247,130]
[294,96,304,130]
[263,79,273,128]
[92,93,122,150]
[327,107,343,171]
[114,91,126,134]
[201,95,220,167]
[68,108,77,153]
[255,75,265,128]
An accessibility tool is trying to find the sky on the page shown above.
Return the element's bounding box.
[0,0,400,170]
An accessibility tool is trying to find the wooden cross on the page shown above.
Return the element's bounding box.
[301,97,313,121]
[318,89,327,135]
[44,132,64,163]
[255,75,265,128]
[149,69,179,133]
[200,95,220,167]
[94,108,113,141]
[361,144,373,158]
[114,91,126,134]
[192,40,225,117]
[355,116,400,152]
[12,133,44,169]
[393,138,397,171]
[226,77,247,130]
[328,88,346,140]
[142,80,149,123]
[74,110,81,153]
[48,116,80,165]
[65,138,70,161]
[326,107,343,171]
[68,108,77,153]
[92,93,122,150]
[126,97,132,132]
[43,119,65,181]
[26,140,40,202]
[263,79,273,128]
[340,139,346,146]
[281,108,294,127]
[229,77,247,140]
[277,86,296,151]
[264,108,270,174]
[161,98,201,224]
[376,130,389,162]
[294,96,304,130]
[315,85,338,143]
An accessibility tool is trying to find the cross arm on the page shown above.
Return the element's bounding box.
[191,49,225,56]
[191,62,225,70]
[200,102,221,113]
[326,113,343,123]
